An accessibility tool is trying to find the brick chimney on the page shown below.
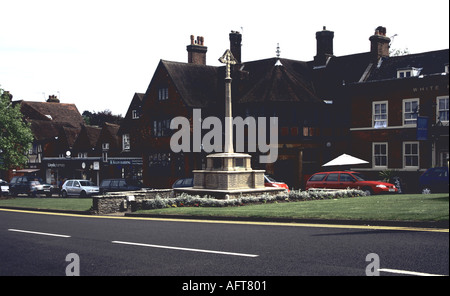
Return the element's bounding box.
[229,31,242,64]
[314,26,334,67]
[187,35,207,65]
[369,26,390,61]
[47,95,60,103]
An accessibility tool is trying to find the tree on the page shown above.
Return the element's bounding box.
[82,109,123,126]
[0,87,34,171]
[390,47,410,56]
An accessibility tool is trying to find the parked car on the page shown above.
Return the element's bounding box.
[1,179,9,196]
[419,167,449,194]
[100,178,145,194]
[172,178,194,189]
[61,179,99,197]
[264,175,289,191]
[9,176,54,197]
[306,171,398,195]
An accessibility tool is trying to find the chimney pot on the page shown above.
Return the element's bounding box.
[187,35,207,65]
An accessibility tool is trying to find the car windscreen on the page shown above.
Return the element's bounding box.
[352,173,370,181]
[79,181,95,186]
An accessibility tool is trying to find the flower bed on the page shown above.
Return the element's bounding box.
[141,189,365,210]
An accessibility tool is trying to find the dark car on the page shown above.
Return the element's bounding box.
[419,167,449,194]
[306,171,398,195]
[172,178,194,189]
[9,176,54,197]
[99,178,144,194]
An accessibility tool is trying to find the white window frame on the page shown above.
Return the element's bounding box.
[373,142,388,168]
[436,96,449,124]
[397,67,421,78]
[122,134,131,151]
[403,98,420,126]
[158,87,169,101]
[403,141,419,169]
[132,109,139,119]
[372,101,388,128]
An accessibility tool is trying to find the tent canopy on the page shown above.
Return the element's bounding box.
[322,154,368,167]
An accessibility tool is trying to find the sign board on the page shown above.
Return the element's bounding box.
[416,116,429,141]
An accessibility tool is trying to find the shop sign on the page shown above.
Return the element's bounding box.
[47,163,65,168]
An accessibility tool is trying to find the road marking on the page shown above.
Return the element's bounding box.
[378,268,447,276]
[8,228,71,238]
[111,240,259,258]
[1,208,448,233]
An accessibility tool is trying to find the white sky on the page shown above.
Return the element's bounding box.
[1,0,449,115]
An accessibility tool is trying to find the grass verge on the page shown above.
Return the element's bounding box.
[136,194,449,222]
[0,197,92,212]
[0,194,448,222]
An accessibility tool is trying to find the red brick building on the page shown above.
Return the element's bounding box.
[348,44,449,192]
[132,26,448,191]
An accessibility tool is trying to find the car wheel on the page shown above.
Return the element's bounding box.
[62,190,68,198]
[80,191,87,198]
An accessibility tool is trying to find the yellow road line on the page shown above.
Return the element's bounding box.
[1,208,448,233]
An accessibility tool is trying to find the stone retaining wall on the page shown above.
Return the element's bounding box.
[92,189,173,214]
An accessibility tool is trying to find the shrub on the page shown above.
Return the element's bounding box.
[141,189,365,210]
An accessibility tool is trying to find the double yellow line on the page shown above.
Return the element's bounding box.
[1,208,448,233]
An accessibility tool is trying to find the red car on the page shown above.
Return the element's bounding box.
[264,175,289,191]
[305,171,398,195]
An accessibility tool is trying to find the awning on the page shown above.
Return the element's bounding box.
[322,154,368,167]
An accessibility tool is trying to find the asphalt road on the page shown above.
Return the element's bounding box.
[0,209,448,278]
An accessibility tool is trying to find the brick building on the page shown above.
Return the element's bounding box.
[130,26,449,191]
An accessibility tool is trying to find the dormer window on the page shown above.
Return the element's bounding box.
[397,67,421,78]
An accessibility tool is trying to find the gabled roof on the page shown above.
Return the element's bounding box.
[366,49,449,81]
[19,101,84,129]
[161,60,220,108]
[73,125,101,151]
[118,92,144,134]
[237,58,320,104]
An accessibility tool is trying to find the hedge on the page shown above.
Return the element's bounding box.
[141,189,365,210]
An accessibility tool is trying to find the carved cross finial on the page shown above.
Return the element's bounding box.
[219,49,237,80]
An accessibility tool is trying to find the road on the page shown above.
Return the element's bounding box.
[0,208,448,278]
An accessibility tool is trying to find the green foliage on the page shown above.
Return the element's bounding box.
[0,87,34,170]
[141,189,365,210]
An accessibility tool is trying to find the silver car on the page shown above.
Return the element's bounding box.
[61,179,99,197]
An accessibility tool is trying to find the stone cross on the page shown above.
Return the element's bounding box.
[219,49,237,153]
[219,49,237,80]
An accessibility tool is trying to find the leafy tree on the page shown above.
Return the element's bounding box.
[82,109,123,126]
[0,87,34,170]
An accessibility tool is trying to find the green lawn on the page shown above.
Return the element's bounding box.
[0,197,92,212]
[136,194,449,222]
[1,194,448,222]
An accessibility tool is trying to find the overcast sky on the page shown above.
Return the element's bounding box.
[1,0,449,115]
